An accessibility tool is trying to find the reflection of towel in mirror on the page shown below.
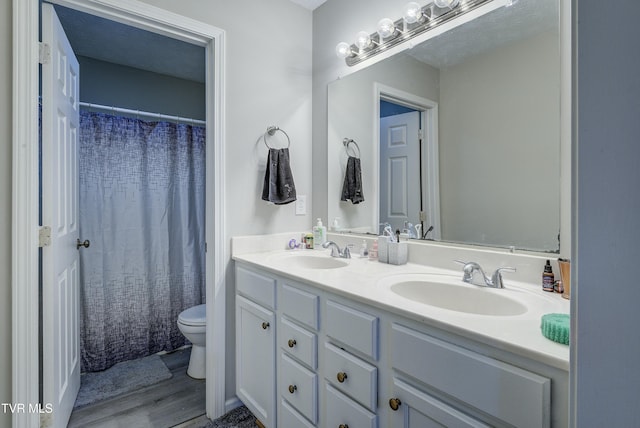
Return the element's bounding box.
[262,148,297,205]
[341,156,364,204]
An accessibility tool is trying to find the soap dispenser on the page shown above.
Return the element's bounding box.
[313,218,327,248]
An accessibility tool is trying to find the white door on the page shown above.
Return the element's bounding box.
[380,111,421,234]
[41,4,81,427]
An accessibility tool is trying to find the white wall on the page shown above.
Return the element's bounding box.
[573,0,640,425]
[313,0,409,227]
[327,55,439,232]
[135,0,313,402]
[439,30,560,250]
[1,1,12,425]
[78,56,206,120]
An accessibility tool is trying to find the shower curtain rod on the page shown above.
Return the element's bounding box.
[79,102,206,126]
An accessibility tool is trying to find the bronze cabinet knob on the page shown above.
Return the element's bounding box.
[389,397,402,411]
[336,372,348,383]
[339,425,349,428]
[288,384,297,394]
[288,339,296,348]
[261,321,270,330]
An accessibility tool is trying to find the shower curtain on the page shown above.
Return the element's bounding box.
[78,111,206,372]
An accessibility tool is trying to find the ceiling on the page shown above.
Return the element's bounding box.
[288,0,327,10]
[54,4,206,83]
[407,0,558,69]
[54,0,324,83]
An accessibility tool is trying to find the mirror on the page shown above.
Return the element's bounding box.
[327,0,561,253]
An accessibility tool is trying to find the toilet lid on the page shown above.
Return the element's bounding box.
[178,304,206,326]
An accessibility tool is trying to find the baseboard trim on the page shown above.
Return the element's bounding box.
[225,397,242,413]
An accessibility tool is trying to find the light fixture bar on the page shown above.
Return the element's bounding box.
[342,0,493,67]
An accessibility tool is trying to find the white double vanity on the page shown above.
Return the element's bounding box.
[233,233,569,428]
[235,0,571,425]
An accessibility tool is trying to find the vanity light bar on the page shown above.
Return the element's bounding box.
[337,0,494,67]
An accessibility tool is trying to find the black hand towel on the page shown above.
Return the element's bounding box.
[262,148,297,205]
[341,155,364,204]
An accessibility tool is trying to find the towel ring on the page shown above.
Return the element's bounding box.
[263,126,291,149]
[343,138,361,159]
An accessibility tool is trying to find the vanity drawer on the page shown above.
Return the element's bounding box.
[280,283,319,330]
[391,323,550,428]
[326,300,379,360]
[280,316,317,369]
[324,342,377,412]
[236,265,276,310]
[280,398,315,428]
[280,353,318,424]
[325,384,377,428]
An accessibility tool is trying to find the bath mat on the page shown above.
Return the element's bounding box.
[205,405,257,428]
[74,354,173,408]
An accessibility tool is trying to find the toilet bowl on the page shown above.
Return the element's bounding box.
[177,304,206,379]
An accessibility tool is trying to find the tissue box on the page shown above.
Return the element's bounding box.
[388,242,408,265]
[377,236,389,263]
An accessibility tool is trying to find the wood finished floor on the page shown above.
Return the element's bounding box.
[68,348,207,428]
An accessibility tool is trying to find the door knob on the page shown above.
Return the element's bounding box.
[288,384,297,394]
[288,339,297,348]
[337,372,348,383]
[261,322,270,330]
[76,239,90,249]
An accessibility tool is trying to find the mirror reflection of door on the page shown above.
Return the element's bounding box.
[379,101,421,236]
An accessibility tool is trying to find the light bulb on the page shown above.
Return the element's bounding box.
[377,18,396,40]
[355,31,372,50]
[335,42,352,59]
[403,2,423,24]
[434,0,460,8]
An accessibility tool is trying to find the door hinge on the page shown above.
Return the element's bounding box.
[205,242,208,253]
[418,129,424,139]
[39,42,51,64]
[419,211,427,222]
[39,226,51,247]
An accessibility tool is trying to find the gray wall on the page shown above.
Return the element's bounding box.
[573,0,640,425]
[327,54,439,232]
[78,56,206,120]
[1,1,12,426]
[136,0,313,402]
[3,0,311,414]
[439,30,560,250]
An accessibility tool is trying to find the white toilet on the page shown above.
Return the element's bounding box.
[177,304,206,379]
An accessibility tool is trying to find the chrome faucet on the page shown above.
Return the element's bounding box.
[322,241,351,258]
[454,260,516,289]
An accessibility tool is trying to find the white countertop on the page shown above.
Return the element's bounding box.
[232,236,570,371]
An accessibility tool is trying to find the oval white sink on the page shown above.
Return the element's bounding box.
[390,280,527,316]
[269,253,349,269]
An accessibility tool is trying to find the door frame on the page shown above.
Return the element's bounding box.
[373,83,441,240]
[12,1,227,426]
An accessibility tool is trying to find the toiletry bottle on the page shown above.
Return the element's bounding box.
[359,240,369,258]
[369,240,378,260]
[542,260,555,292]
[313,218,326,248]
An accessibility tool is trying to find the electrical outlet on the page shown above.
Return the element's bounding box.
[295,195,307,215]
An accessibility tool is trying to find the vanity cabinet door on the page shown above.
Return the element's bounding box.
[236,295,276,428]
[388,378,490,428]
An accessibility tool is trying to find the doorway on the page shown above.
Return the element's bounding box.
[12,1,226,427]
[374,83,441,240]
